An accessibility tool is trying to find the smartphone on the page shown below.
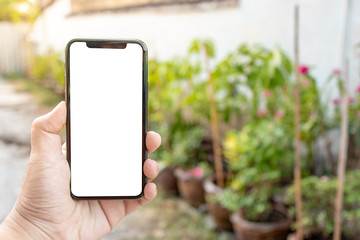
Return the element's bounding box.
[65,39,147,199]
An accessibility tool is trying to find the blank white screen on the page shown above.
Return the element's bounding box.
[69,41,143,197]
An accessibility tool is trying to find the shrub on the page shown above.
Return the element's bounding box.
[216,120,293,221]
[285,171,360,238]
[158,125,207,169]
[29,50,65,91]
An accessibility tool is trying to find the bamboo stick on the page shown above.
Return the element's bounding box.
[203,45,224,188]
[333,60,349,240]
[293,4,303,240]
[333,0,350,239]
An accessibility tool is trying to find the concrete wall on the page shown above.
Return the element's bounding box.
[30,0,360,94]
[70,0,197,14]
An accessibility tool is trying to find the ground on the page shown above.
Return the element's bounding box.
[0,77,43,222]
[0,77,232,240]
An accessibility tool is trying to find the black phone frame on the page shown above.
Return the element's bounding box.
[65,38,148,200]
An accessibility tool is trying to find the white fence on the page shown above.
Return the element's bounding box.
[0,22,28,75]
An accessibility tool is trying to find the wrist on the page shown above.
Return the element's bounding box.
[0,215,33,240]
[0,208,48,240]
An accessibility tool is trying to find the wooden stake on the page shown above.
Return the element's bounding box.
[293,4,303,240]
[333,61,349,240]
[203,45,224,188]
[333,0,350,239]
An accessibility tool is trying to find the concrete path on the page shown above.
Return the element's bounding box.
[0,77,42,222]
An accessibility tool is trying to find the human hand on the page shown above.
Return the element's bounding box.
[0,101,161,240]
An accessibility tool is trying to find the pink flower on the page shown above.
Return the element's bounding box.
[333,69,341,75]
[263,89,272,99]
[188,167,204,179]
[257,108,267,118]
[332,97,354,104]
[302,78,311,87]
[275,110,285,118]
[356,84,360,93]
[299,65,309,75]
[332,98,341,105]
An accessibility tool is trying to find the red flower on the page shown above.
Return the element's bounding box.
[275,110,285,118]
[356,84,360,93]
[333,69,341,75]
[187,167,204,179]
[348,97,354,104]
[332,98,341,105]
[262,89,272,99]
[332,97,354,104]
[299,65,309,75]
[257,108,267,118]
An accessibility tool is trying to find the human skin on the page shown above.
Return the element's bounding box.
[0,101,161,239]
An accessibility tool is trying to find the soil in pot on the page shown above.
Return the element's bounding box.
[230,207,291,240]
[156,166,178,196]
[175,168,205,207]
[203,176,233,230]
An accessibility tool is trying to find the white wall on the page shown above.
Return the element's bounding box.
[0,23,28,74]
[30,0,360,93]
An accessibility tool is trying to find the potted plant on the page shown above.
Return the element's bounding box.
[215,120,293,240]
[152,120,210,198]
[285,171,360,240]
[329,70,360,170]
[186,42,295,230]
[152,116,211,202]
[203,176,233,230]
[148,58,201,195]
[171,125,212,207]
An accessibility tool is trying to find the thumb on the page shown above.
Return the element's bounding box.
[31,101,66,154]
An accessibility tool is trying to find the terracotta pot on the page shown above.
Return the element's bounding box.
[157,166,178,195]
[287,231,351,240]
[174,168,205,207]
[230,208,291,240]
[203,176,233,230]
